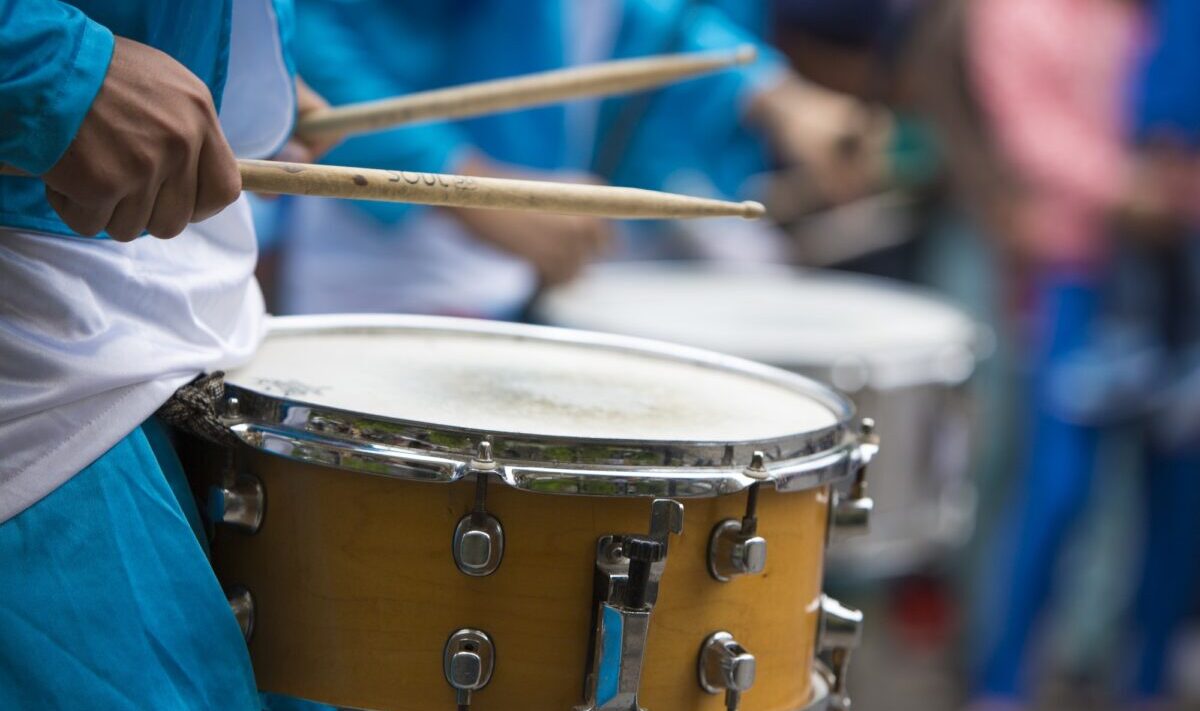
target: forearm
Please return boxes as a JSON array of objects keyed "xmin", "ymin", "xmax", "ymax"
[{"xmin": 0, "ymin": 0, "xmax": 114, "ymax": 173}]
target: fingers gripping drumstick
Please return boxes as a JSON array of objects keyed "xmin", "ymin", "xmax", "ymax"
[
  {"xmin": 295, "ymin": 45, "xmax": 757, "ymax": 140},
  {"xmin": 0, "ymin": 161, "xmax": 765, "ymax": 220}
]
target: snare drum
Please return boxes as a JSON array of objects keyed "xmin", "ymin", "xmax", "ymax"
[
  {"xmin": 183, "ymin": 315, "xmax": 875, "ymax": 711},
  {"xmin": 537, "ymin": 263, "xmax": 981, "ymax": 577}
]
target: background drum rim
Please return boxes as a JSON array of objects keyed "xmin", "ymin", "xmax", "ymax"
[{"xmin": 535, "ymin": 261, "xmax": 987, "ymax": 392}]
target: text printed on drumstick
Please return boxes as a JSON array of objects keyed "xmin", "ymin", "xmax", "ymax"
[{"xmin": 380, "ymin": 171, "xmax": 478, "ymax": 191}]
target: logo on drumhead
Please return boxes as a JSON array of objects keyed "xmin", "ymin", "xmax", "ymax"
[{"xmin": 254, "ymin": 378, "xmax": 328, "ymax": 398}]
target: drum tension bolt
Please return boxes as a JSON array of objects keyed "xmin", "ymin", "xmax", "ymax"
[
  {"xmin": 443, "ymin": 628, "xmax": 495, "ymax": 710},
  {"xmin": 224, "ymin": 395, "xmax": 240, "ymax": 419},
  {"xmin": 707, "ymin": 480, "xmax": 767, "ymax": 582},
  {"xmin": 698, "ymin": 631, "xmax": 756, "ymax": 711},
  {"xmin": 831, "ymin": 419, "xmax": 877, "ymax": 540},
  {"xmin": 851, "ymin": 419, "xmax": 875, "ymax": 501},
  {"xmin": 818, "ymin": 595, "xmax": 864, "ymax": 710}
]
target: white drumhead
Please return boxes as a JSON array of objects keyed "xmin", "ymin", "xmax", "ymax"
[
  {"xmin": 537, "ymin": 263, "xmax": 979, "ymax": 389},
  {"xmin": 226, "ymin": 315, "xmax": 841, "ymax": 442}
]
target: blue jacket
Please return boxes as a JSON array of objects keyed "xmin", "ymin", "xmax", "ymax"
[
  {"xmin": 290, "ymin": 0, "xmax": 781, "ymax": 228},
  {"xmin": 0, "ymin": 0, "xmax": 293, "ymax": 237},
  {"xmin": 293, "ymin": 0, "xmax": 569, "ymax": 226}
]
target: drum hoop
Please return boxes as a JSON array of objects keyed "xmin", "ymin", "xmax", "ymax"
[{"xmin": 220, "ymin": 314, "xmax": 863, "ymax": 497}]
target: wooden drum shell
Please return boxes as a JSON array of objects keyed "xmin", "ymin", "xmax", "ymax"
[{"xmin": 191, "ymin": 446, "xmax": 831, "ymax": 711}]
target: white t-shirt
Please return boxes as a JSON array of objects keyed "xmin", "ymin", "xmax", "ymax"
[
  {"xmin": 280, "ymin": 200, "xmax": 535, "ymax": 318},
  {"xmin": 0, "ymin": 0, "xmax": 293, "ymax": 523}
]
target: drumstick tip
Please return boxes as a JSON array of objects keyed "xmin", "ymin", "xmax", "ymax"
[
  {"xmin": 734, "ymin": 45, "xmax": 758, "ymax": 66},
  {"xmin": 740, "ymin": 200, "xmax": 766, "ymax": 219}
]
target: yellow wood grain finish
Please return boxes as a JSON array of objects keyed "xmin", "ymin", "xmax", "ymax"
[{"xmin": 196, "ymin": 450, "xmax": 830, "ymax": 711}]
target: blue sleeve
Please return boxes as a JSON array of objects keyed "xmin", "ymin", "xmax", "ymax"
[
  {"xmin": 0, "ymin": 0, "xmax": 115, "ymax": 173},
  {"xmin": 617, "ymin": 0, "xmax": 785, "ymax": 111},
  {"xmin": 293, "ymin": 0, "xmax": 471, "ymax": 225},
  {"xmin": 600, "ymin": 1, "xmax": 781, "ymax": 196},
  {"xmin": 675, "ymin": 4, "xmax": 786, "ymax": 107},
  {"xmin": 1133, "ymin": 0, "xmax": 1200, "ymax": 146}
]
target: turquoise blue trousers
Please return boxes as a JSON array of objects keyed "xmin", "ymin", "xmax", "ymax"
[{"xmin": 0, "ymin": 419, "xmax": 260, "ymax": 709}]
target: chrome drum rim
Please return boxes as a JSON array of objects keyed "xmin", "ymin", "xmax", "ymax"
[{"xmin": 219, "ymin": 315, "xmax": 871, "ymax": 497}]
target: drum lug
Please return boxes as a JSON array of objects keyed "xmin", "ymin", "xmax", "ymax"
[
  {"xmin": 708, "ymin": 481, "xmax": 767, "ymax": 582},
  {"xmin": 830, "ymin": 419, "xmax": 877, "ymax": 541},
  {"xmin": 443, "ymin": 628, "xmax": 495, "ymax": 709},
  {"xmin": 453, "ymin": 470, "xmax": 505, "ymax": 576},
  {"xmin": 226, "ymin": 586, "xmax": 255, "ymax": 642},
  {"xmin": 697, "ymin": 631, "xmax": 756, "ymax": 710},
  {"xmin": 577, "ymin": 498, "xmax": 684, "ymax": 711},
  {"xmin": 817, "ymin": 595, "xmax": 864, "ymax": 710},
  {"xmin": 708, "ymin": 520, "xmax": 767, "ymax": 581},
  {"xmin": 208, "ymin": 468, "xmax": 265, "ymax": 535},
  {"xmin": 830, "ymin": 492, "xmax": 873, "ymax": 540}
]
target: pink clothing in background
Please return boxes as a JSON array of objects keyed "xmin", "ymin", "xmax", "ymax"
[{"xmin": 968, "ymin": 0, "xmax": 1142, "ymax": 267}]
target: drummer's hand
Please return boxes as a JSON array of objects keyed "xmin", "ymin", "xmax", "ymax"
[
  {"xmin": 749, "ymin": 75, "xmax": 891, "ymax": 205},
  {"xmin": 448, "ymin": 155, "xmax": 612, "ymax": 286},
  {"xmin": 272, "ymin": 78, "xmax": 338, "ymax": 164},
  {"xmin": 43, "ymin": 37, "xmax": 241, "ymax": 241}
]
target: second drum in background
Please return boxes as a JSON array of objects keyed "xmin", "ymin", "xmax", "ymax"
[{"xmin": 537, "ymin": 261, "xmax": 986, "ymax": 578}]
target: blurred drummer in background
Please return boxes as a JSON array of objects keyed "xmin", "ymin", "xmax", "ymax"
[
  {"xmin": 268, "ymin": 0, "xmax": 887, "ymax": 318},
  {"xmin": 275, "ymin": 0, "xmax": 607, "ymax": 318}
]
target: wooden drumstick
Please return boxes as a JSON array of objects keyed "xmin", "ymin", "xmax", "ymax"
[
  {"xmin": 295, "ymin": 45, "xmax": 757, "ymax": 140},
  {"xmin": 0, "ymin": 161, "xmax": 765, "ymax": 220},
  {"xmin": 240, "ymin": 160, "xmax": 765, "ymax": 219}
]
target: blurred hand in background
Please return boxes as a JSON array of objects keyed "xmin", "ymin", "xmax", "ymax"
[
  {"xmin": 273, "ymin": 78, "xmax": 339, "ymax": 164},
  {"xmin": 1114, "ymin": 144, "xmax": 1199, "ymax": 246},
  {"xmin": 749, "ymin": 74, "xmax": 892, "ymax": 206},
  {"xmin": 450, "ymin": 153, "xmax": 612, "ymax": 286}
]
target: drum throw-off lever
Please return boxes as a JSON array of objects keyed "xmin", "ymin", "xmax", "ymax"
[
  {"xmin": 452, "ymin": 442, "xmax": 505, "ymax": 576},
  {"xmin": 830, "ymin": 419, "xmax": 878, "ymax": 540},
  {"xmin": 578, "ymin": 498, "xmax": 684, "ymax": 711},
  {"xmin": 707, "ymin": 457, "xmax": 768, "ymax": 582}
]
